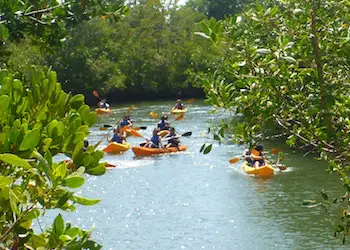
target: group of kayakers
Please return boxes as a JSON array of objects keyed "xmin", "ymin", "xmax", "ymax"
[{"xmin": 105, "ymin": 99, "xmax": 185, "ymax": 149}]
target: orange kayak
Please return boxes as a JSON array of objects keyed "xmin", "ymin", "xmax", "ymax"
[
  {"xmin": 132, "ymin": 145, "xmax": 187, "ymax": 156},
  {"xmin": 103, "ymin": 143, "xmax": 130, "ymax": 154},
  {"xmin": 96, "ymin": 108, "xmax": 112, "ymax": 115}
]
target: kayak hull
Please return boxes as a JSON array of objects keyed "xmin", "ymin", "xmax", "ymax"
[
  {"xmin": 171, "ymin": 108, "xmax": 188, "ymax": 114},
  {"xmin": 103, "ymin": 142, "xmax": 130, "ymax": 154},
  {"xmin": 132, "ymin": 145, "xmax": 187, "ymax": 156},
  {"xmin": 242, "ymin": 161, "xmax": 274, "ymax": 177},
  {"xmin": 96, "ymin": 108, "xmax": 112, "ymax": 115}
]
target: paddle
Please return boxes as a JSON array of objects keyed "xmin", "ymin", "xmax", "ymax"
[
  {"xmin": 186, "ymin": 98, "xmax": 195, "ymax": 104},
  {"xmin": 93, "ymin": 90, "xmax": 101, "ymax": 101},
  {"xmin": 150, "ymin": 112, "xmax": 159, "ymax": 119},
  {"xmin": 99, "ymin": 124, "xmax": 147, "ymax": 130},
  {"xmin": 94, "ymin": 104, "xmax": 135, "ymax": 148},
  {"xmin": 161, "ymin": 131, "xmax": 192, "ymax": 141}
]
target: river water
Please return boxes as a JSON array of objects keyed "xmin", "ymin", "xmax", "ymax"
[{"xmin": 50, "ymin": 100, "xmax": 347, "ymax": 249}]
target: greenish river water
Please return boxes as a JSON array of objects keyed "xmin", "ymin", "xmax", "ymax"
[{"xmin": 48, "ymin": 100, "xmax": 347, "ymax": 249}]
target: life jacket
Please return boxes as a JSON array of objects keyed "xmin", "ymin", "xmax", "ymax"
[
  {"xmin": 151, "ymin": 135, "xmax": 160, "ymax": 147},
  {"xmin": 158, "ymin": 120, "xmax": 169, "ymax": 130},
  {"xmin": 120, "ymin": 119, "xmax": 129, "ymax": 128},
  {"xmin": 111, "ymin": 134, "xmax": 122, "ymax": 143},
  {"xmin": 166, "ymin": 132, "xmax": 178, "ymax": 146},
  {"xmin": 175, "ymin": 103, "xmax": 184, "ymax": 109}
]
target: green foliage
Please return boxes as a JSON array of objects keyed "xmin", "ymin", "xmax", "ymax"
[
  {"xmin": 48, "ymin": 0, "xmax": 209, "ymax": 98},
  {"xmin": 197, "ymin": 0, "xmax": 350, "ymax": 241},
  {"xmin": 187, "ymin": 0, "xmax": 250, "ymax": 19},
  {"xmin": 0, "ymin": 67, "xmax": 105, "ymax": 248}
]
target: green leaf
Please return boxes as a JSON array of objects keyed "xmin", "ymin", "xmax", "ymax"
[
  {"xmin": 53, "ymin": 214, "xmax": 65, "ymax": 236},
  {"xmin": 70, "ymin": 94, "xmax": 85, "ymax": 110},
  {"xmin": 256, "ymin": 48, "xmax": 271, "ymax": 54},
  {"xmin": 19, "ymin": 129, "xmax": 41, "ymax": 151},
  {"xmin": 0, "ymin": 176, "xmax": 13, "ymax": 188},
  {"xmin": 282, "ymin": 56, "xmax": 296, "ymax": 64},
  {"xmin": 71, "ymin": 195, "xmax": 101, "ymax": 206},
  {"xmin": 29, "ymin": 235, "xmax": 47, "ymax": 248},
  {"xmin": 56, "ymin": 191, "xmax": 73, "ymax": 208},
  {"xmin": 22, "ymin": 208, "xmax": 41, "ymax": 221},
  {"xmin": 65, "ymin": 227, "xmax": 81, "ymax": 238},
  {"xmin": 203, "ymin": 144, "xmax": 213, "ymax": 154},
  {"xmin": 0, "ymin": 153, "xmax": 32, "ymax": 169},
  {"xmin": 62, "ymin": 176, "xmax": 85, "ymax": 188},
  {"xmin": 86, "ymin": 163, "xmax": 106, "ymax": 176},
  {"xmin": 59, "ymin": 234, "xmax": 72, "ymax": 242},
  {"xmin": 200, "ymin": 143, "xmax": 206, "ymax": 153},
  {"xmin": 9, "ymin": 189, "xmax": 20, "ymax": 215}
]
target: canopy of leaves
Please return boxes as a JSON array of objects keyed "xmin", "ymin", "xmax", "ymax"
[{"xmin": 196, "ymin": 0, "xmax": 350, "ymax": 241}]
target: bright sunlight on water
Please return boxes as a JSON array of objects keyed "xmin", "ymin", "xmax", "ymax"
[{"xmin": 41, "ymin": 100, "xmax": 346, "ymax": 249}]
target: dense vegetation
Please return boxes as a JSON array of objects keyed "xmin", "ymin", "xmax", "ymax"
[
  {"xmin": 2, "ymin": 0, "xmax": 224, "ymax": 103},
  {"xmin": 1, "ymin": 0, "xmax": 349, "ymax": 247},
  {"xmin": 0, "ymin": 0, "xmax": 125, "ymax": 248},
  {"xmin": 196, "ymin": 0, "xmax": 350, "ymax": 241}
]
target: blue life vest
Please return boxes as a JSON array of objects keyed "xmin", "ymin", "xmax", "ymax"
[
  {"xmin": 111, "ymin": 134, "xmax": 122, "ymax": 143},
  {"xmin": 151, "ymin": 135, "xmax": 160, "ymax": 147},
  {"xmin": 158, "ymin": 120, "xmax": 169, "ymax": 130},
  {"xmin": 120, "ymin": 119, "xmax": 129, "ymax": 128}
]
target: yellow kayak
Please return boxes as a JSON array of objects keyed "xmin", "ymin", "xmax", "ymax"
[
  {"xmin": 103, "ymin": 142, "xmax": 130, "ymax": 154},
  {"xmin": 96, "ymin": 108, "xmax": 112, "ymax": 115},
  {"xmin": 242, "ymin": 161, "xmax": 275, "ymax": 177},
  {"xmin": 171, "ymin": 108, "xmax": 188, "ymax": 114}
]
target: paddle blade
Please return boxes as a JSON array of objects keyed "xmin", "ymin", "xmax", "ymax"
[
  {"xmin": 181, "ymin": 131, "xmax": 192, "ymax": 137},
  {"xmin": 120, "ymin": 126, "xmax": 129, "ymax": 134},
  {"xmin": 103, "ymin": 124, "xmax": 113, "ymax": 128},
  {"xmin": 175, "ymin": 113, "xmax": 185, "ymax": 121},
  {"xmin": 99, "ymin": 127, "xmax": 107, "ymax": 131},
  {"xmin": 127, "ymin": 105, "xmax": 135, "ymax": 114},
  {"xmin": 93, "ymin": 90, "xmax": 99, "ymax": 98},
  {"xmin": 271, "ymin": 147, "xmax": 281, "ymax": 154},
  {"xmin": 150, "ymin": 112, "xmax": 158, "ymax": 118},
  {"xmin": 129, "ymin": 129, "xmax": 142, "ymax": 138},
  {"xmin": 229, "ymin": 158, "xmax": 240, "ymax": 164},
  {"xmin": 133, "ymin": 126, "xmax": 147, "ymax": 130},
  {"xmin": 186, "ymin": 98, "xmax": 195, "ymax": 104}
]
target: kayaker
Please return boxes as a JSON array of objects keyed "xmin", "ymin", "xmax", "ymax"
[
  {"xmin": 157, "ymin": 115, "xmax": 170, "ymax": 131},
  {"xmin": 243, "ymin": 148, "xmax": 253, "ymax": 166},
  {"xmin": 250, "ymin": 145, "xmax": 266, "ymax": 168},
  {"xmin": 172, "ymin": 99, "xmax": 185, "ymax": 110},
  {"xmin": 109, "ymin": 128, "xmax": 126, "ymax": 144},
  {"xmin": 98, "ymin": 99, "xmax": 110, "ymax": 109},
  {"xmin": 119, "ymin": 116, "xmax": 133, "ymax": 129},
  {"xmin": 165, "ymin": 127, "xmax": 180, "ymax": 148},
  {"xmin": 144, "ymin": 128, "xmax": 163, "ymax": 148}
]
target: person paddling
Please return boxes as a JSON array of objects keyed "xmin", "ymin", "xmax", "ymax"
[
  {"xmin": 109, "ymin": 128, "xmax": 126, "ymax": 144},
  {"xmin": 244, "ymin": 145, "xmax": 266, "ymax": 168},
  {"xmin": 144, "ymin": 128, "xmax": 164, "ymax": 148},
  {"xmin": 165, "ymin": 127, "xmax": 180, "ymax": 148},
  {"xmin": 98, "ymin": 99, "xmax": 110, "ymax": 109},
  {"xmin": 119, "ymin": 115, "xmax": 133, "ymax": 129},
  {"xmin": 157, "ymin": 115, "xmax": 170, "ymax": 131},
  {"xmin": 172, "ymin": 99, "xmax": 185, "ymax": 110}
]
